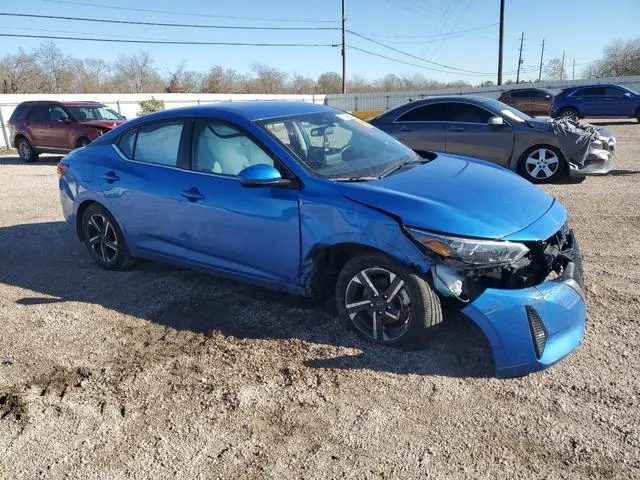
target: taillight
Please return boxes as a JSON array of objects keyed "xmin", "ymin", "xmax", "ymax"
[{"xmin": 57, "ymin": 163, "xmax": 68, "ymax": 177}]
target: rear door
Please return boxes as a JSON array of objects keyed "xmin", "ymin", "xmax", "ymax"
[
  {"xmin": 386, "ymin": 103, "xmax": 446, "ymax": 152},
  {"xmin": 531, "ymin": 90, "xmax": 552, "ymax": 116},
  {"xmin": 24, "ymin": 104, "xmax": 52, "ymax": 148},
  {"xmin": 442, "ymin": 102, "xmax": 514, "ymax": 167}
]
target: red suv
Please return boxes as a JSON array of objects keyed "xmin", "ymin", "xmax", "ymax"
[{"xmin": 8, "ymin": 101, "xmax": 126, "ymax": 162}]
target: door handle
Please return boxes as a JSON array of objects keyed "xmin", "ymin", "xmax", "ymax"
[
  {"xmin": 101, "ymin": 171, "xmax": 120, "ymax": 183},
  {"xmin": 180, "ymin": 188, "xmax": 205, "ymax": 202},
  {"xmin": 449, "ymin": 127, "xmax": 465, "ymax": 132},
  {"xmin": 399, "ymin": 126, "xmax": 412, "ymax": 132}
]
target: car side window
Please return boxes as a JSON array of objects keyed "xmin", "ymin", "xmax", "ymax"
[
  {"xmin": 575, "ymin": 87, "xmax": 605, "ymax": 96},
  {"xmin": 444, "ymin": 103, "xmax": 493, "ymax": 123},
  {"xmin": 604, "ymin": 87, "xmax": 625, "ymax": 97},
  {"xmin": 510, "ymin": 90, "xmax": 530, "ymax": 98},
  {"xmin": 192, "ymin": 120, "xmax": 274, "ymax": 176},
  {"xmin": 50, "ymin": 106, "xmax": 68, "ymax": 122},
  {"xmin": 28, "ymin": 105, "xmax": 51, "ymax": 122},
  {"xmin": 396, "ymin": 103, "xmax": 445, "ymax": 122},
  {"xmin": 133, "ymin": 121, "xmax": 184, "ymax": 167},
  {"xmin": 117, "ymin": 128, "xmax": 137, "ymax": 158}
]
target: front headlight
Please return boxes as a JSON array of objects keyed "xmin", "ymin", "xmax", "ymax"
[{"xmin": 408, "ymin": 228, "xmax": 530, "ymax": 267}]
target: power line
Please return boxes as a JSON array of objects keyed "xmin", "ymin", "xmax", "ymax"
[
  {"xmin": 356, "ymin": 23, "xmax": 497, "ymax": 39},
  {"xmin": 348, "ymin": 44, "xmax": 509, "ymax": 76},
  {"xmin": 0, "ymin": 33, "xmax": 338, "ymax": 47},
  {"xmin": 348, "ymin": 30, "xmax": 496, "ymax": 75},
  {"xmin": 39, "ymin": 0, "xmax": 336, "ymax": 24},
  {"xmin": 0, "ymin": 12, "xmax": 339, "ymax": 31}
]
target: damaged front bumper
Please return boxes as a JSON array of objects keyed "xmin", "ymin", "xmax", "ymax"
[{"xmin": 568, "ymin": 135, "xmax": 616, "ymax": 177}]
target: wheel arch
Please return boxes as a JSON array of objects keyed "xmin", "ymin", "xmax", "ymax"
[{"xmin": 75, "ymin": 199, "xmax": 125, "ymax": 242}]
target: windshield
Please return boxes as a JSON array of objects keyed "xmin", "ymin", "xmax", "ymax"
[
  {"xmin": 260, "ymin": 111, "xmax": 421, "ymax": 179},
  {"xmin": 485, "ymin": 98, "xmax": 532, "ymax": 123},
  {"xmin": 67, "ymin": 106, "xmax": 125, "ymax": 121}
]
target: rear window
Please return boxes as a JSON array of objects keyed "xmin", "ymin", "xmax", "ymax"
[
  {"xmin": 117, "ymin": 128, "xmax": 137, "ymax": 158},
  {"xmin": 8, "ymin": 103, "xmax": 28, "ymax": 123}
]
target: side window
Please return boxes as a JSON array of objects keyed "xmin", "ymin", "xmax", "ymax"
[
  {"xmin": 192, "ymin": 120, "xmax": 273, "ymax": 176},
  {"xmin": 396, "ymin": 103, "xmax": 445, "ymax": 122},
  {"xmin": 8, "ymin": 104, "xmax": 28, "ymax": 122},
  {"xmin": 575, "ymin": 87, "xmax": 605, "ymax": 96},
  {"xmin": 604, "ymin": 87, "xmax": 625, "ymax": 97},
  {"xmin": 134, "ymin": 121, "xmax": 184, "ymax": 167},
  {"xmin": 50, "ymin": 106, "xmax": 68, "ymax": 122},
  {"xmin": 28, "ymin": 105, "xmax": 51, "ymax": 122},
  {"xmin": 444, "ymin": 103, "xmax": 493, "ymax": 123},
  {"xmin": 117, "ymin": 128, "xmax": 137, "ymax": 158},
  {"xmin": 510, "ymin": 90, "xmax": 531, "ymax": 98}
]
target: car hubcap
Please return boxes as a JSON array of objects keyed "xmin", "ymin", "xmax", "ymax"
[
  {"xmin": 345, "ymin": 267, "xmax": 411, "ymax": 341},
  {"xmin": 87, "ymin": 214, "xmax": 118, "ymax": 263},
  {"xmin": 19, "ymin": 142, "xmax": 30, "ymax": 160},
  {"xmin": 525, "ymin": 148, "xmax": 559, "ymax": 179}
]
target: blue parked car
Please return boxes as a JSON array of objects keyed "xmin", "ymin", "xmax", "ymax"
[
  {"xmin": 57, "ymin": 102, "xmax": 587, "ymax": 377},
  {"xmin": 550, "ymin": 84, "xmax": 640, "ymax": 121}
]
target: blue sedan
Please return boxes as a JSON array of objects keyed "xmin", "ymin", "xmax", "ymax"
[
  {"xmin": 57, "ymin": 101, "xmax": 587, "ymax": 377},
  {"xmin": 550, "ymin": 83, "xmax": 640, "ymax": 121}
]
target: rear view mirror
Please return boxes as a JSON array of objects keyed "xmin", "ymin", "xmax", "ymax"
[
  {"xmin": 488, "ymin": 116, "xmax": 505, "ymax": 126},
  {"xmin": 310, "ymin": 125, "xmax": 334, "ymax": 137}
]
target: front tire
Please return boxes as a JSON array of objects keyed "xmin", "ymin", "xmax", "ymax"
[
  {"xmin": 336, "ymin": 252, "xmax": 442, "ymax": 348},
  {"xmin": 518, "ymin": 145, "xmax": 566, "ymax": 183},
  {"xmin": 82, "ymin": 204, "xmax": 134, "ymax": 271},
  {"xmin": 558, "ymin": 107, "xmax": 579, "ymax": 119},
  {"xmin": 16, "ymin": 138, "xmax": 39, "ymax": 163},
  {"xmin": 77, "ymin": 137, "xmax": 90, "ymax": 148}
]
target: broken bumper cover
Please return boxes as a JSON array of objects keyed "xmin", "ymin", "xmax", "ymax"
[
  {"xmin": 568, "ymin": 135, "xmax": 616, "ymax": 177},
  {"xmin": 462, "ymin": 259, "xmax": 586, "ymax": 378}
]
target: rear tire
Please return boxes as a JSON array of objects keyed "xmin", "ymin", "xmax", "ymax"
[
  {"xmin": 16, "ymin": 138, "xmax": 39, "ymax": 163},
  {"xmin": 558, "ymin": 108, "xmax": 579, "ymax": 119},
  {"xmin": 77, "ymin": 137, "xmax": 90, "ymax": 148},
  {"xmin": 82, "ymin": 204, "xmax": 134, "ymax": 271},
  {"xmin": 336, "ymin": 251, "xmax": 442, "ymax": 348}
]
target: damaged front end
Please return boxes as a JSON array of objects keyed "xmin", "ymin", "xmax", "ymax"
[{"xmin": 409, "ymin": 222, "xmax": 587, "ymax": 377}]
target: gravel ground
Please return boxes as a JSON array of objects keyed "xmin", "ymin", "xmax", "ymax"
[{"xmin": 1, "ymin": 120, "xmax": 639, "ymax": 479}]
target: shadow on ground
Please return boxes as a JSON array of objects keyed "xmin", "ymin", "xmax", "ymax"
[
  {"xmin": 590, "ymin": 120, "xmax": 638, "ymax": 126},
  {"xmin": 0, "ymin": 221, "xmax": 494, "ymax": 378},
  {"xmin": 0, "ymin": 155, "xmax": 63, "ymax": 166}
]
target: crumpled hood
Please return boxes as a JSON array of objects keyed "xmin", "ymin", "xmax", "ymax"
[
  {"xmin": 80, "ymin": 120, "xmax": 125, "ymax": 129},
  {"xmin": 337, "ymin": 154, "xmax": 558, "ymax": 239}
]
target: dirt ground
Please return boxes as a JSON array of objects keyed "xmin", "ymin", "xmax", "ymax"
[{"xmin": 1, "ymin": 120, "xmax": 639, "ymax": 479}]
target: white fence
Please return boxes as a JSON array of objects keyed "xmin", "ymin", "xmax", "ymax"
[
  {"xmin": 0, "ymin": 93, "xmax": 326, "ymax": 149},
  {"xmin": 324, "ymin": 75, "xmax": 640, "ymax": 112}
]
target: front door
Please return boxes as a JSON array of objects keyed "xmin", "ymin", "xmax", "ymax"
[
  {"xmin": 177, "ymin": 119, "xmax": 301, "ymax": 285},
  {"xmin": 442, "ymin": 102, "xmax": 514, "ymax": 167}
]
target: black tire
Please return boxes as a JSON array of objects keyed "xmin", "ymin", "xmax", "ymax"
[
  {"xmin": 77, "ymin": 137, "xmax": 91, "ymax": 148},
  {"xmin": 558, "ymin": 107, "xmax": 579, "ymax": 119},
  {"xmin": 16, "ymin": 137, "xmax": 39, "ymax": 163},
  {"xmin": 82, "ymin": 204, "xmax": 134, "ymax": 271},
  {"xmin": 336, "ymin": 251, "xmax": 442, "ymax": 348},
  {"xmin": 517, "ymin": 145, "xmax": 567, "ymax": 184}
]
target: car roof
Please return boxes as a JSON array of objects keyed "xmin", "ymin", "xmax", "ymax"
[
  {"xmin": 138, "ymin": 101, "xmax": 334, "ymax": 123},
  {"xmin": 61, "ymin": 101, "xmax": 106, "ymax": 106}
]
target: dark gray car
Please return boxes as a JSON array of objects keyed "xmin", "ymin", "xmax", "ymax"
[{"xmin": 369, "ymin": 96, "xmax": 614, "ymax": 183}]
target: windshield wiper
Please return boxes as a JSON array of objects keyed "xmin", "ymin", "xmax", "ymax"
[
  {"xmin": 378, "ymin": 158, "xmax": 432, "ymax": 179},
  {"xmin": 333, "ymin": 176, "xmax": 379, "ymax": 182}
]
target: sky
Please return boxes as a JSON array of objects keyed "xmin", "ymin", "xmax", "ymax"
[{"xmin": 1, "ymin": 0, "xmax": 639, "ymax": 84}]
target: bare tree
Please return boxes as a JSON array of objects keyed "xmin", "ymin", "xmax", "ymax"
[
  {"xmin": 0, "ymin": 49, "xmax": 44, "ymax": 93},
  {"xmin": 114, "ymin": 51, "xmax": 163, "ymax": 93},
  {"xmin": 594, "ymin": 38, "xmax": 640, "ymax": 77},
  {"xmin": 544, "ymin": 58, "xmax": 566, "ymax": 80},
  {"xmin": 166, "ymin": 62, "xmax": 203, "ymax": 93},
  {"xmin": 34, "ymin": 42, "xmax": 74, "ymax": 93},
  {"xmin": 248, "ymin": 64, "xmax": 288, "ymax": 94},
  {"xmin": 202, "ymin": 66, "xmax": 245, "ymax": 93},
  {"xmin": 72, "ymin": 58, "xmax": 111, "ymax": 93},
  {"xmin": 290, "ymin": 73, "xmax": 316, "ymax": 94},
  {"xmin": 316, "ymin": 72, "xmax": 342, "ymax": 93}
]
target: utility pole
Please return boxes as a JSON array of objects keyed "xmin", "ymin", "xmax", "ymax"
[
  {"xmin": 341, "ymin": 0, "xmax": 346, "ymax": 94},
  {"xmin": 572, "ymin": 58, "xmax": 575, "ymax": 80},
  {"xmin": 560, "ymin": 50, "xmax": 565, "ymax": 80},
  {"xmin": 497, "ymin": 0, "xmax": 505, "ymax": 85},
  {"xmin": 538, "ymin": 38, "xmax": 545, "ymax": 81},
  {"xmin": 516, "ymin": 31, "xmax": 524, "ymax": 83}
]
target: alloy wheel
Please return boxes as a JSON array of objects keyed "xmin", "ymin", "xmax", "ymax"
[
  {"xmin": 86, "ymin": 214, "xmax": 118, "ymax": 264},
  {"xmin": 525, "ymin": 148, "xmax": 560, "ymax": 180},
  {"xmin": 345, "ymin": 267, "xmax": 412, "ymax": 342},
  {"xmin": 18, "ymin": 141, "xmax": 31, "ymax": 160}
]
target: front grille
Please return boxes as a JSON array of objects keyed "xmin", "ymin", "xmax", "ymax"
[{"xmin": 526, "ymin": 305, "xmax": 548, "ymax": 359}]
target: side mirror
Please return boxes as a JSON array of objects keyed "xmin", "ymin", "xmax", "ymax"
[
  {"xmin": 488, "ymin": 116, "xmax": 505, "ymax": 126},
  {"xmin": 624, "ymin": 92, "xmax": 632, "ymax": 98},
  {"xmin": 238, "ymin": 164, "xmax": 292, "ymax": 188},
  {"xmin": 58, "ymin": 117, "xmax": 71, "ymax": 123},
  {"xmin": 545, "ymin": 94, "xmax": 552, "ymax": 99}
]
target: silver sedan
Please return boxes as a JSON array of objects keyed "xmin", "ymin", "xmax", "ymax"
[{"xmin": 369, "ymin": 96, "xmax": 614, "ymax": 183}]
